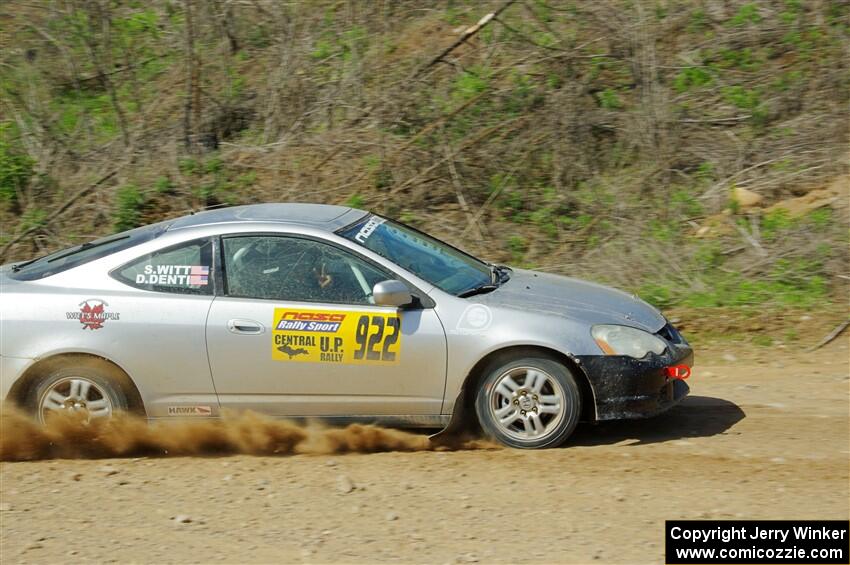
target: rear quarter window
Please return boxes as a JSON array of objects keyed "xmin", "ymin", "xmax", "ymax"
[{"xmin": 112, "ymin": 238, "xmax": 214, "ymax": 295}]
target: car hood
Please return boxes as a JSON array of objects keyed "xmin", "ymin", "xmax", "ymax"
[{"xmin": 480, "ymin": 269, "xmax": 666, "ymax": 333}]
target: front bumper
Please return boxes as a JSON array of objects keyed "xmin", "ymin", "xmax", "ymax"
[{"xmin": 576, "ymin": 344, "xmax": 693, "ymax": 421}]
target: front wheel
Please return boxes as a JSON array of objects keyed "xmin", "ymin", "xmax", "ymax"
[
  {"xmin": 29, "ymin": 358, "xmax": 131, "ymax": 424},
  {"xmin": 474, "ymin": 356, "xmax": 581, "ymax": 449}
]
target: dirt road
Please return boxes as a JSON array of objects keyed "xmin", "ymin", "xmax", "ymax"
[{"xmin": 1, "ymin": 340, "xmax": 848, "ymax": 564}]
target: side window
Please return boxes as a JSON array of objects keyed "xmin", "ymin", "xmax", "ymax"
[
  {"xmin": 114, "ymin": 238, "xmax": 213, "ymax": 295},
  {"xmin": 223, "ymin": 236, "xmax": 390, "ymax": 304}
]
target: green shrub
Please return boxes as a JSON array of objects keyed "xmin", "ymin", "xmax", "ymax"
[
  {"xmin": 722, "ymin": 85, "xmax": 767, "ymax": 123},
  {"xmin": 373, "ymin": 169, "xmax": 393, "ymax": 190},
  {"xmin": 530, "ymin": 207, "xmax": 558, "ymax": 237},
  {"xmin": 178, "ymin": 157, "xmax": 198, "ymax": 175},
  {"xmin": 203, "ymin": 157, "xmax": 223, "ymax": 175},
  {"xmin": 506, "ymin": 234, "xmax": 528, "ymax": 261},
  {"xmin": 114, "ymin": 185, "xmax": 145, "ymax": 232},
  {"xmin": 671, "ymin": 188, "xmax": 704, "ymax": 216},
  {"xmin": 682, "ymin": 262, "xmax": 828, "ymax": 308},
  {"xmin": 806, "ymin": 208, "xmax": 832, "ymax": 230},
  {"xmin": 453, "ymin": 70, "xmax": 489, "ymax": 101},
  {"xmin": 648, "ymin": 219, "xmax": 678, "ymax": 242},
  {"xmin": 673, "ymin": 67, "xmax": 713, "ymax": 92},
  {"xmin": 505, "ymin": 72, "xmax": 537, "ymax": 114},
  {"xmin": 730, "ymin": 3, "xmax": 761, "ymax": 26},
  {"xmin": 0, "ymin": 126, "xmax": 35, "ymax": 205},
  {"xmin": 246, "ymin": 26, "xmax": 272, "ymax": 48},
  {"xmin": 341, "ymin": 26, "xmax": 368, "ymax": 61},
  {"xmin": 345, "ymin": 194, "xmax": 365, "ymax": 209},
  {"xmin": 398, "ymin": 210, "xmax": 419, "ymax": 225},
  {"xmin": 236, "ymin": 172, "xmax": 257, "ymax": 189},
  {"xmin": 192, "ymin": 183, "xmax": 215, "ymax": 204},
  {"xmin": 19, "ymin": 207, "xmax": 46, "ymax": 232},
  {"xmin": 761, "ymin": 208, "xmax": 793, "ymax": 240},
  {"xmin": 695, "ymin": 161, "xmax": 715, "ymax": 181},
  {"xmin": 311, "ymin": 38, "xmax": 334, "ymax": 60},
  {"xmin": 638, "ymin": 282, "xmax": 675, "ymax": 309},
  {"xmin": 723, "ymin": 85, "xmax": 760, "ymax": 109},
  {"xmin": 154, "ymin": 176, "xmax": 173, "ymax": 194},
  {"xmin": 598, "ymin": 88, "xmax": 622, "ymax": 109},
  {"xmin": 694, "ymin": 242, "xmax": 723, "ymax": 269},
  {"xmin": 752, "ymin": 335, "xmax": 773, "ymax": 346},
  {"xmin": 688, "ymin": 9, "xmax": 708, "ymax": 32},
  {"xmin": 771, "ymin": 71, "xmax": 803, "ymax": 91},
  {"xmin": 717, "ymin": 48, "xmax": 759, "ymax": 71},
  {"xmin": 363, "ymin": 155, "xmax": 381, "ymax": 171},
  {"xmin": 53, "ymin": 91, "xmax": 119, "ymax": 141}
]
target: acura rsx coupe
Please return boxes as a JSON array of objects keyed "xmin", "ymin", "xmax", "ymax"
[{"xmin": 0, "ymin": 203, "xmax": 693, "ymax": 448}]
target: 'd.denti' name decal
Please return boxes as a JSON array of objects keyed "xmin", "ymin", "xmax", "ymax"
[{"xmin": 136, "ymin": 265, "xmax": 209, "ymax": 286}]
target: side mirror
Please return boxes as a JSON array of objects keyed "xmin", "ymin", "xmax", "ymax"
[{"xmin": 372, "ymin": 280, "xmax": 413, "ymax": 307}]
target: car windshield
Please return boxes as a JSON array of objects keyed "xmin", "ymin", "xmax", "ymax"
[
  {"xmin": 8, "ymin": 221, "xmax": 171, "ymax": 281},
  {"xmin": 337, "ymin": 215, "xmax": 493, "ymax": 295}
]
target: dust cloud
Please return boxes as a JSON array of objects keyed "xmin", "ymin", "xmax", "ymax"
[{"xmin": 0, "ymin": 405, "xmax": 494, "ymax": 461}]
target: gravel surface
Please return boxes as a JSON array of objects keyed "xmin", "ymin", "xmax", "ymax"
[{"xmin": 1, "ymin": 341, "xmax": 848, "ymax": 564}]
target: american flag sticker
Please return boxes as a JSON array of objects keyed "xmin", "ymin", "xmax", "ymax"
[{"xmin": 189, "ymin": 265, "xmax": 210, "ymax": 286}]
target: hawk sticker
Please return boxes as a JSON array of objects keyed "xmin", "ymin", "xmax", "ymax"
[
  {"xmin": 272, "ymin": 308, "xmax": 401, "ymax": 364},
  {"xmin": 66, "ymin": 299, "xmax": 120, "ymax": 330},
  {"xmin": 167, "ymin": 406, "xmax": 213, "ymax": 417}
]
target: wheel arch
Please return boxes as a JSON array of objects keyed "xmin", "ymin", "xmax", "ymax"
[
  {"xmin": 435, "ymin": 345, "xmax": 597, "ymax": 440},
  {"xmin": 8, "ymin": 353, "xmax": 146, "ymax": 416}
]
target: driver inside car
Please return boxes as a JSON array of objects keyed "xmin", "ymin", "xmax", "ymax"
[
  {"xmin": 288, "ymin": 246, "xmax": 362, "ymax": 303},
  {"xmin": 228, "ymin": 237, "xmax": 375, "ymax": 303}
]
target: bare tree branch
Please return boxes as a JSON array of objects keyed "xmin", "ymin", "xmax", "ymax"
[{"xmin": 411, "ymin": 0, "xmax": 518, "ymax": 79}]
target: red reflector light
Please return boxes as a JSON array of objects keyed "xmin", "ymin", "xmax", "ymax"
[{"xmin": 665, "ymin": 365, "xmax": 691, "ymax": 380}]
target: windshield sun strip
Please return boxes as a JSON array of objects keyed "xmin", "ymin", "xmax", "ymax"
[{"xmin": 338, "ymin": 214, "xmax": 494, "ymax": 296}]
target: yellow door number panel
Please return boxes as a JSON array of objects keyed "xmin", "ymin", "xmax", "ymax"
[{"xmin": 272, "ymin": 308, "xmax": 401, "ymax": 364}]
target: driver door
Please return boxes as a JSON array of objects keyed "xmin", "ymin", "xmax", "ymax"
[{"xmin": 205, "ymin": 234, "xmax": 447, "ymax": 416}]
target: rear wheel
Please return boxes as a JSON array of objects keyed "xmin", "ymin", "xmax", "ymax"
[
  {"xmin": 29, "ymin": 358, "xmax": 131, "ymax": 424},
  {"xmin": 474, "ymin": 356, "xmax": 581, "ymax": 449}
]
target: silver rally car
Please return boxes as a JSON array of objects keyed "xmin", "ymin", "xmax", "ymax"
[{"xmin": 0, "ymin": 203, "xmax": 693, "ymax": 448}]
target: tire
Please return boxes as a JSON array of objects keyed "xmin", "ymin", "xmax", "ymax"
[
  {"xmin": 474, "ymin": 355, "xmax": 581, "ymax": 449},
  {"xmin": 28, "ymin": 357, "xmax": 131, "ymax": 424}
]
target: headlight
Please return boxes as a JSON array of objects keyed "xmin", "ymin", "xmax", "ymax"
[{"xmin": 591, "ymin": 325, "xmax": 666, "ymax": 358}]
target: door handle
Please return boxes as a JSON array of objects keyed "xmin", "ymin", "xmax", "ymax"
[{"xmin": 227, "ymin": 319, "xmax": 265, "ymax": 335}]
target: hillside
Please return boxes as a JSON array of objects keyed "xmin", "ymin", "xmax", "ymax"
[{"xmin": 1, "ymin": 0, "xmax": 848, "ymax": 322}]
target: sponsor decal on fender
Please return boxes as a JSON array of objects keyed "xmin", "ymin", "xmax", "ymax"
[
  {"xmin": 66, "ymin": 299, "xmax": 120, "ymax": 330},
  {"xmin": 167, "ymin": 406, "xmax": 213, "ymax": 416},
  {"xmin": 135, "ymin": 265, "xmax": 209, "ymax": 286},
  {"xmin": 272, "ymin": 308, "xmax": 401, "ymax": 365}
]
